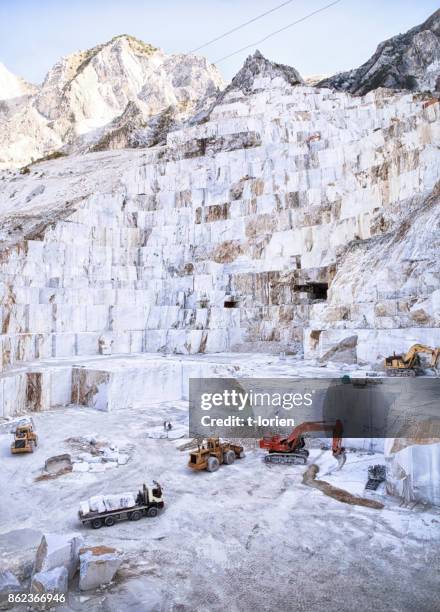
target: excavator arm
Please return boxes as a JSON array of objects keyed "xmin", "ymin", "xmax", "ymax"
[
  {"xmin": 402, "ymin": 344, "xmax": 439, "ymax": 367},
  {"xmin": 430, "ymin": 348, "xmax": 440, "ymax": 368}
]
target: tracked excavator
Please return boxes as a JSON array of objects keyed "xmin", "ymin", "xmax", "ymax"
[
  {"xmin": 384, "ymin": 344, "xmax": 440, "ymax": 376},
  {"xmin": 259, "ymin": 419, "xmax": 346, "ymax": 468}
]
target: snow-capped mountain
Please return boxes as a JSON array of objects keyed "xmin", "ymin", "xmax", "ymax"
[{"xmin": 0, "ymin": 35, "xmax": 224, "ymax": 168}]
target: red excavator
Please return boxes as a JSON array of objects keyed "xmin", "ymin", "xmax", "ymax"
[{"xmin": 259, "ymin": 419, "xmax": 346, "ymax": 468}]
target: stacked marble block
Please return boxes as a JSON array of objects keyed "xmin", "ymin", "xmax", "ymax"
[
  {"xmin": 128, "ymin": 85, "xmax": 440, "ymax": 357},
  {"xmin": 0, "ymin": 82, "xmax": 438, "ymax": 408}
]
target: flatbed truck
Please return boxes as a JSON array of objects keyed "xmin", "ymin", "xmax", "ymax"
[{"xmin": 79, "ymin": 482, "xmax": 164, "ymax": 529}]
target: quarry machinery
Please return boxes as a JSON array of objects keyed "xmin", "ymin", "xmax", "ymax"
[
  {"xmin": 365, "ymin": 465, "xmax": 386, "ymax": 491},
  {"xmin": 384, "ymin": 344, "xmax": 440, "ymax": 376},
  {"xmin": 79, "ymin": 481, "xmax": 164, "ymax": 529},
  {"xmin": 259, "ymin": 420, "xmax": 346, "ymax": 467},
  {"xmin": 188, "ymin": 437, "xmax": 245, "ymax": 472},
  {"xmin": 10, "ymin": 423, "xmax": 38, "ymax": 454}
]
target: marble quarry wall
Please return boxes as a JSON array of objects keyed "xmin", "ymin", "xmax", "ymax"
[{"xmin": 0, "ymin": 78, "xmax": 439, "ymax": 415}]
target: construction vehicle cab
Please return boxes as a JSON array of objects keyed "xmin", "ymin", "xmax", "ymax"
[
  {"xmin": 366, "ymin": 465, "xmax": 386, "ymax": 490},
  {"xmin": 188, "ymin": 437, "xmax": 245, "ymax": 472},
  {"xmin": 11, "ymin": 423, "xmax": 38, "ymax": 454}
]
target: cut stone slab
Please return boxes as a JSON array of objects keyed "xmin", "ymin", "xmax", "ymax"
[
  {"xmin": 33, "ymin": 533, "xmax": 84, "ymax": 580},
  {"xmin": 31, "ymin": 566, "xmax": 68, "ymax": 594},
  {"xmin": 43, "ymin": 453, "xmax": 73, "ymax": 477},
  {"xmin": 79, "ymin": 546, "xmax": 122, "ymax": 591}
]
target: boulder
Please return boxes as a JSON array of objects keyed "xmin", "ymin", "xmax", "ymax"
[
  {"xmin": 0, "ymin": 570, "xmax": 20, "ymax": 594},
  {"xmin": 79, "ymin": 546, "xmax": 122, "ymax": 591},
  {"xmin": 33, "ymin": 533, "xmax": 84, "ymax": 580},
  {"xmin": 319, "ymin": 335, "xmax": 358, "ymax": 364},
  {"xmin": 31, "ymin": 566, "xmax": 68, "ymax": 594},
  {"xmin": 385, "ymin": 431, "xmax": 440, "ymax": 505}
]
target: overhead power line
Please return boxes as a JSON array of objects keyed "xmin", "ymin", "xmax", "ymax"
[
  {"xmin": 189, "ymin": 0, "xmax": 298, "ymax": 54},
  {"xmin": 214, "ymin": 0, "xmax": 343, "ymax": 64}
]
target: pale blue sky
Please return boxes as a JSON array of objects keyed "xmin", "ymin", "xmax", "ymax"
[{"xmin": 0, "ymin": 0, "xmax": 438, "ymax": 84}]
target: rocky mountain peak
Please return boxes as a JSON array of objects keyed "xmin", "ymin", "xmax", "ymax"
[
  {"xmin": 0, "ymin": 62, "xmax": 36, "ymax": 101},
  {"xmin": 319, "ymin": 8, "xmax": 440, "ymax": 94},
  {"xmin": 193, "ymin": 49, "xmax": 304, "ymax": 123},
  {"xmin": 0, "ymin": 35, "xmax": 225, "ymax": 168},
  {"xmin": 227, "ymin": 50, "xmax": 304, "ymax": 94}
]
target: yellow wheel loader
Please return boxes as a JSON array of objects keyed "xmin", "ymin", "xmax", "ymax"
[
  {"xmin": 11, "ymin": 423, "xmax": 38, "ymax": 454},
  {"xmin": 188, "ymin": 437, "xmax": 245, "ymax": 472}
]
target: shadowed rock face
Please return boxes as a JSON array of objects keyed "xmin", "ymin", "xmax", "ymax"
[
  {"xmin": 193, "ymin": 50, "xmax": 304, "ymax": 124},
  {"xmin": 319, "ymin": 9, "xmax": 440, "ymax": 95},
  {"xmin": 225, "ymin": 50, "xmax": 304, "ymax": 95}
]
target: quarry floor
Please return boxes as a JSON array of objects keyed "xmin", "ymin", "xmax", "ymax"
[{"xmin": 0, "ymin": 356, "xmax": 439, "ymax": 612}]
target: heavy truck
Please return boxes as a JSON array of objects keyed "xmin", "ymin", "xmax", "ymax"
[
  {"xmin": 79, "ymin": 482, "xmax": 164, "ymax": 529},
  {"xmin": 188, "ymin": 437, "xmax": 245, "ymax": 472}
]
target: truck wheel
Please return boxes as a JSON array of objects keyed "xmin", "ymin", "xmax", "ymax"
[
  {"xmin": 223, "ymin": 450, "xmax": 235, "ymax": 465},
  {"xmin": 239, "ymin": 450, "xmax": 246, "ymax": 459},
  {"xmin": 91, "ymin": 518, "xmax": 103, "ymax": 529},
  {"xmin": 147, "ymin": 507, "xmax": 158, "ymax": 518},
  {"xmin": 105, "ymin": 516, "xmax": 115, "ymax": 527},
  {"xmin": 130, "ymin": 510, "xmax": 142, "ymax": 521},
  {"xmin": 207, "ymin": 456, "xmax": 220, "ymax": 472}
]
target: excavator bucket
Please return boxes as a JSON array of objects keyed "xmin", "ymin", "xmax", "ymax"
[{"xmin": 335, "ymin": 451, "xmax": 346, "ymax": 470}]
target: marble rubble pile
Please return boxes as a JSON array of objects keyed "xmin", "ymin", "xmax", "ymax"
[{"xmin": 69, "ymin": 436, "xmax": 130, "ymax": 472}]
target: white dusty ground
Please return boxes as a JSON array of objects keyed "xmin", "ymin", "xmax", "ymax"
[{"xmin": 1, "ymin": 381, "xmax": 440, "ymax": 612}]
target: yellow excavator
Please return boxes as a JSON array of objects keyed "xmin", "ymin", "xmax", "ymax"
[{"xmin": 384, "ymin": 344, "xmax": 440, "ymax": 376}]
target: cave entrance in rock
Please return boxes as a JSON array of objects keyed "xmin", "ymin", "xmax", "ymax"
[
  {"xmin": 295, "ymin": 282, "xmax": 328, "ymax": 301},
  {"xmin": 224, "ymin": 299, "xmax": 239, "ymax": 308}
]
